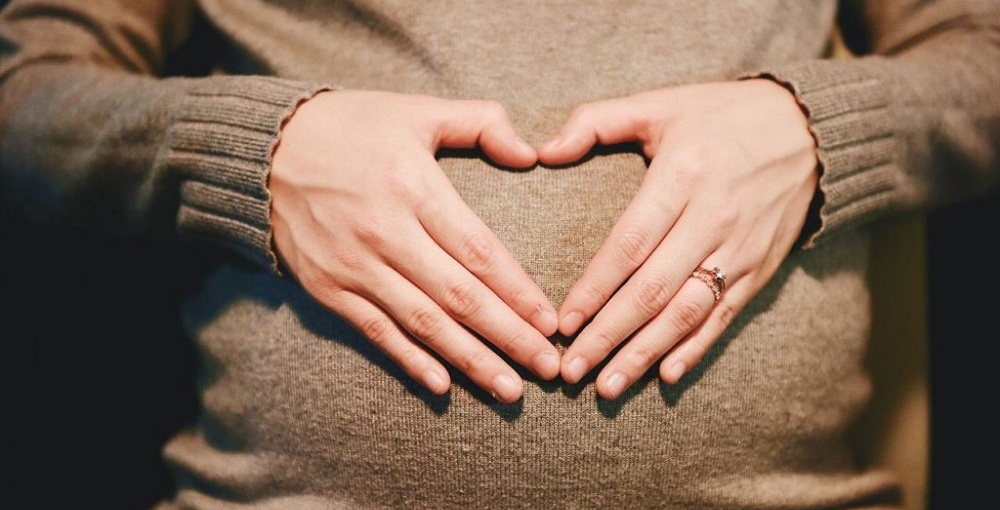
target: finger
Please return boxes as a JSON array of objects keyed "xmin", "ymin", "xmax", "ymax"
[
  {"xmin": 415, "ymin": 154, "xmax": 559, "ymax": 337},
  {"xmin": 594, "ymin": 278, "xmax": 717, "ymax": 399},
  {"xmin": 560, "ymin": 208, "xmax": 717, "ymax": 384},
  {"xmin": 388, "ymin": 221, "xmax": 561, "ymax": 380},
  {"xmin": 329, "ymin": 290, "xmax": 452, "ymax": 395},
  {"xmin": 556, "ymin": 167, "xmax": 683, "ymax": 336},
  {"xmin": 537, "ymin": 97, "xmax": 648, "ymax": 165},
  {"xmin": 431, "ymin": 99, "xmax": 537, "ymax": 168},
  {"xmin": 358, "ymin": 266, "xmax": 526, "ymax": 404},
  {"xmin": 659, "ymin": 276, "xmax": 744, "ymax": 385}
]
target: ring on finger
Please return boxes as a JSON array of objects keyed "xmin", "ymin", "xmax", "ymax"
[{"xmin": 691, "ymin": 266, "xmax": 727, "ymax": 303}]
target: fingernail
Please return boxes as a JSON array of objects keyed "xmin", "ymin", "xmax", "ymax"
[
  {"xmin": 605, "ymin": 372, "xmax": 628, "ymax": 399},
  {"xmin": 424, "ymin": 370, "xmax": 449, "ymax": 394},
  {"xmin": 564, "ymin": 357, "xmax": 589, "ymax": 383},
  {"xmin": 533, "ymin": 351, "xmax": 560, "ymax": 379},
  {"xmin": 492, "ymin": 374, "xmax": 521, "ymax": 403},
  {"xmin": 561, "ymin": 311, "xmax": 585, "ymax": 336},
  {"xmin": 665, "ymin": 362, "xmax": 686, "ymax": 383},
  {"xmin": 535, "ymin": 307, "xmax": 558, "ymax": 336}
]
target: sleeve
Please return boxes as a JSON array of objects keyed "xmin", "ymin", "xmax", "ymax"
[
  {"xmin": 744, "ymin": 0, "xmax": 1000, "ymax": 248},
  {"xmin": 0, "ymin": 0, "xmax": 333, "ymax": 271}
]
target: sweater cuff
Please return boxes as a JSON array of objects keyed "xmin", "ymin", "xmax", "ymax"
[
  {"xmin": 165, "ymin": 76, "xmax": 332, "ymax": 273},
  {"xmin": 743, "ymin": 58, "xmax": 896, "ymax": 249}
]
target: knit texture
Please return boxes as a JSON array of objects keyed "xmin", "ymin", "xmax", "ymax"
[
  {"xmin": 167, "ymin": 77, "xmax": 332, "ymax": 270},
  {"xmin": 2, "ymin": 1, "xmax": 999, "ymax": 509}
]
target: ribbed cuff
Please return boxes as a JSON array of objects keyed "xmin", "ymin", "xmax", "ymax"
[
  {"xmin": 165, "ymin": 76, "xmax": 333, "ymax": 272},
  {"xmin": 743, "ymin": 57, "xmax": 896, "ymax": 249}
]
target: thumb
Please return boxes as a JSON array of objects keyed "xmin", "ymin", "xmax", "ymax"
[
  {"xmin": 537, "ymin": 97, "xmax": 649, "ymax": 165},
  {"xmin": 432, "ymin": 99, "xmax": 537, "ymax": 169}
]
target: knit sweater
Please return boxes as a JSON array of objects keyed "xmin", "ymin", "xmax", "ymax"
[{"xmin": 1, "ymin": 1, "xmax": 998, "ymax": 509}]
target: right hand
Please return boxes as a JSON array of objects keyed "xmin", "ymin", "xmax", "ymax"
[{"xmin": 269, "ymin": 90, "xmax": 559, "ymax": 403}]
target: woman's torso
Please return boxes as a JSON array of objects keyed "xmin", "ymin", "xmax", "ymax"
[{"xmin": 163, "ymin": 1, "xmax": 899, "ymax": 508}]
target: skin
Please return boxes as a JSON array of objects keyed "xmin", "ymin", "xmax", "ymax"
[
  {"xmin": 538, "ymin": 79, "xmax": 820, "ymax": 399},
  {"xmin": 270, "ymin": 79, "xmax": 819, "ymax": 403},
  {"xmin": 269, "ymin": 90, "xmax": 560, "ymax": 404}
]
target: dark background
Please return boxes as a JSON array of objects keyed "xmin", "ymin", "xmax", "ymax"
[
  {"xmin": 6, "ymin": 177, "xmax": 996, "ymax": 510},
  {"xmin": 1, "ymin": 1, "xmax": 996, "ymax": 508},
  {"xmin": 924, "ymin": 194, "xmax": 998, "ymax": 508},
  {"xmin": 4, "ymin": 155, "xmax": 997, "ymax": 510}
]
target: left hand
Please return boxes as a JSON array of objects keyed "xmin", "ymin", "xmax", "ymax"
[{"xmin": 538, "ymin": 79, "xmax": 819, "ymax": 399}]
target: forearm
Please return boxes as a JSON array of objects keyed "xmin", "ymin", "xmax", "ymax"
[
  {"xmin": 0, "ymin": 0, "xmax": 330, "ymax": 270},
  {"xmin": 749, "ymin": 1, "xmax": 1000, "ymax": 247},
  {"xmin": 2, "ymin": 63, "xmax": 325, "ymax": 267}
]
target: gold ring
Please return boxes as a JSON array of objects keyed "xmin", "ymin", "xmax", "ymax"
[{"xmin": 691, "ymin": 266, "xmax": 727, "ymax": 303}]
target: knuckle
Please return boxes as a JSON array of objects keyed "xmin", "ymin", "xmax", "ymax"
[
  {"xmin": 359, "ymin": 315, "xmax": 394, "ymax": 348},
  {"xmin": 712, "ymin": 202, "xmax": 740, "ymax": 231},
  {"xmin": 715, "ymin": 301, "xmax": 737, "ymax": 328},
  {"xmin": 354, "ymin": 217, "xmax": 392, "ymax": 249},
  {"xmin": 505, "ymin": 285, "xmax": 531, "ymax": 309},
  {"xmin": 633, "ymin": 276, "xmax": 672, "ymax": 315},
  {"xmin": 666, "ymin": 148, "xmax": 713, "ymax": 187},
  {"xmin": 668, "ymin": 296, "xmax": 709, "ymax": 333},
  {"xmin": 407, "ymin": 306, "xmax": 446, "ymax": 342},
  {"xmin": 459, "ymin": 230, "xmax": 495, "ymax": 274},
  {"xmin": 493, "ymin": 330, "xmax": 528, "ymax": 353},
  {"xmin": 616, "ymin": 229, "xmax": 654, "ymax": 267},
  {"xmin": 578, "ymin": 282, "xmax": 612, "ymax": 311},
  {"xmin": 442, "ymin": 279, "xmax": 481, "ymax": 320},
  {"xmin": 455, "ymin": 347, "xmax": 492, "ymax": 376},
  {"xmin": 625, "ymin": 344, "xmax": 661, "ymax": 372},
  {"xmin": 331, "ymin": 251, "xmax": 366, "ymax": 275},
  {"xmin": 592, "ymin": 330, "xmax": 621, "ymax": 354},
  {"xmin": 299, "ymin": 270, "xmax": 340, "ymax": 297},
  {"xmin": 384, "ymin": 169, "xmax": 426, "ymax": 204}
]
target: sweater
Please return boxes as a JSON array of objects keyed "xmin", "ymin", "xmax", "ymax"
[{"xmin": 1, "ymin": 1, "xmax": 998, "ymax": 508}]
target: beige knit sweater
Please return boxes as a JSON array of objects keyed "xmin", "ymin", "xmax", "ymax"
[{"xmin": 2, "ymin": 1, "xmax": 998, "ymax": 509}]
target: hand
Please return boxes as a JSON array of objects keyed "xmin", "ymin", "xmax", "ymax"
[
  {"xmin": 538, "ymin": 79, "xmax": 819, "ymax": 399},
  {"xmin": 269, "ymin": 90, "xmax": 560, "ymax": 403}
]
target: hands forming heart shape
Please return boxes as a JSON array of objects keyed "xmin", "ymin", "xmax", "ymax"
[{"xmin": 269, "ymin": 79, "xmax": 819, "ymax": 404}]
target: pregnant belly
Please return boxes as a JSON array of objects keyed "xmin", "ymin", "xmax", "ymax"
[
  {"xmin": 168, "ymin": 154, "xmax": 892, "ymax": 509},
  {"xmin": 440, "ymin": 148, "xmax": 647, "ymax": 307}
]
